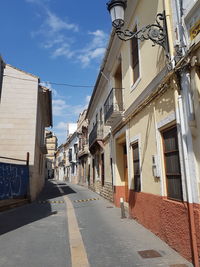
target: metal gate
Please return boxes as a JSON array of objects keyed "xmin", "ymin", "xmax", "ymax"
[{"xmin": 0, "ymin": 155, "xmax": 29, "ymax": 200}]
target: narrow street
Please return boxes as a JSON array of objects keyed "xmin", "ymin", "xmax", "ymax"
[{"xmin": 0, "ymin": 181, "xmax": 193, "ymax": 267}]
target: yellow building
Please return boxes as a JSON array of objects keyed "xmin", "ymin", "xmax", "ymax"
[{"xmin": 87, "ymin": 0, "xmax": 200, "ymax": 264}]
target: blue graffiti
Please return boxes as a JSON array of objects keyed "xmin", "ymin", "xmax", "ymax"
[{"xmin": 0, "ymin": 163, "xmax": 29, "ymax": 200}]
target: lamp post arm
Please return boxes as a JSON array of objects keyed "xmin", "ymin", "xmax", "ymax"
[{"xmin": 115, "ymin": 12, "xmax": 169, "ymax": 56}]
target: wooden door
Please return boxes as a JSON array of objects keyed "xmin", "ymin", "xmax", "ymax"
[
  {"xmin": 123, "ymin": 144, "xmax": 129, "ymax": 202},
  {"xmin": 101, "ymin": 153, "xmax": 105, "ymax": 186},
  {"xmin": 92, "ymin": 158, "xmax": 95, "ymax": 184}
]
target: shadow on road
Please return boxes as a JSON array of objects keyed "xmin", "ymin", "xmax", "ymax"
[{"xmin": 0, "ymin": 180, "xmax": 76, "ymax": 236}]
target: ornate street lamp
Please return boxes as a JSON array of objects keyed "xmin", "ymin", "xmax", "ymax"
[{"xmin": 107, "ymin": 0, "xmax": 169, "ymax": 57}]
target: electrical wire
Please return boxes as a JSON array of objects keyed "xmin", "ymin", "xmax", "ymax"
[{"xmin": 3, "ymin": 74, "xmax": 94, "ymax": 88}]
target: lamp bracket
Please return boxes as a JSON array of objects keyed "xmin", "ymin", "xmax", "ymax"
[{"xmin": 115, "ymin": 12, "xmax": 169, "ymax": 58}]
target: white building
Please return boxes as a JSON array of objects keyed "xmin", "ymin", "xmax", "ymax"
[
  {"xmin": 54, "ymin": 144, "xmax": 65, "ymax": 181},
  {"xmin": 65, "ymin": 131, "xmax": 79, "ymax": 184},
  {"xmin": 66, "ymin": 123, "xmax": 77, "ymax": 137}
]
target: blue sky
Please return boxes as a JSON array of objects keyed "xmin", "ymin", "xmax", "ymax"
[{"xmin": 0, "ymin": 0, "xmax": 111, "ymax": 144}]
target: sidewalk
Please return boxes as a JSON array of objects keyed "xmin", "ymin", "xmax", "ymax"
[
  {"xmin": 67, "ymin": 183, "xmax": 194, "ymax": 267},
  {"xmin": 0, "ymin": 198, "xmax": 29, "ymax": 212}
]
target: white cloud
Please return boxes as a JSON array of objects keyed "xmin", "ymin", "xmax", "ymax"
[
  {"xmin": 42, "ymin": 35, "xmax": 65, "ymax": 49},
  {"xmin": 50, "ymin": 29, "xmax": 108, "ymax": 67},
  {"xmin": 40, "ymin": 81, "xmax": 52, "ymax": 89},
  {"xmin": 55, "ymin": 121, "xmax": 67, "ymax": 130},
  {"xmin": 53, "ymin": 95, "xmax": 91, "ymax": 144},
  {"xmin": 46, "ymin": 10, "xmax": 79, "ymax": 33},
  {"xmin": 76, "ymin": 30, "xmax": 108, "ymax": 67},
  {"xmin": 51, "ymin": 43, "xmax": 74, "ymax": 59},
  {"xmin": 72, "ymin": 105, "xmax": 86, "ymax": 115},
  {"xmin": 78, "ymin": 47, "xmax": 106, "ymax": 67},
  {"xmin": 85, "ymin": 95, "xmax": 91, "ymax": 106},
  {"xmin": 27, "ymin": 0, "xmax": 108, "ymax": 67},
  {"xmin": 88, "ymin": 30, "xmax": 108, "ymax": 48},
  {"xmin": 53, "ymin": 95, "xmax": 90, "ymax": 119},
  {"xmin": 40, "ymin": 81, "xmax": 59, "ymax": 97},
  {"xmin": 52, "ymin": 99, "xmax": 69, "ymax": 116}
]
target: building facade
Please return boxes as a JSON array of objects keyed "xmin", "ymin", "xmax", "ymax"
[
  {"xmin": 0, "ymin": 62, "xmax": 52, "ymax": 200},
  {"xmin": 54, "ymin": 144, "xmax": 65, "ymax": 181},
  {"xmin": 86, "ymin": 0, "xmax": 200, "ymax": 264},
  {"xmin": 65, "ymin": 131, "xmax": 79, "ymax": 184},
  {"xmin": 45, "ymin": 130, "xmax": 58, "ymax": 179},
  {"xmin": 77, "ymin": 110, "xmax": 89, "ymax": 186}
]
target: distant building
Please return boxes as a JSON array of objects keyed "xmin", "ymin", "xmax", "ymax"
[
  {"xmin": 45, "ymin": 130, "xmax": 58, "ymax": 179},
  {"xmin": 77, "ymin": 110, "xmax": 89, "ymax": 186},
  {"xmin": 54, "ymin": 144, "xmax": 65, "ymax": 181},
  {"xmin": 62, "ymin": 131, "xmax": 78, "ymax": 184},
  {"xmin": 66, "ymin": 123, "xmax": 77, "ymax": 138}
]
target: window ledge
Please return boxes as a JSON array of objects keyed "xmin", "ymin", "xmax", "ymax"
[{"xmin": 162, "ymin": 197, "xmax": 186, "ymax": 206}]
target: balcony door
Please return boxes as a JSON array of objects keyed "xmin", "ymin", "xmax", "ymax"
[{"xmin": 114, "ymin": 63, "xmax": 123, "ymax": 112}]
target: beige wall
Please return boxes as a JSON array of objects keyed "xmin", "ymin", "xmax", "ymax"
[
  {"xmin": 0, "ymin": 65, "xmax": 50, "ymax": 200},
  {"xmin": 117, "ymin": 0, "xmax": 166, "ymax": 111},
  {"xmin": 128, "ymin": 86, "xmax": 176, "ymax": 195},
  {"xmin": 0, "ymin": 65, "xmax": 38, "ymax": 164}
]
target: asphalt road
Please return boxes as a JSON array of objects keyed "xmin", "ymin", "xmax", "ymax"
[{"xmin": 0, "ymin": 180, "xmax": 193, "ymax": 267}]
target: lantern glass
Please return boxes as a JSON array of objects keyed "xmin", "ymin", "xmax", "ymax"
[
  {"xmin": 110, "ymin": 5, "xmax": 125, "ymax": 28},
  {"xmin": 107, "ymin": 0, "xmax": 126, "ymax": 29}
]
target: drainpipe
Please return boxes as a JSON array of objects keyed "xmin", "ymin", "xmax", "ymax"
[{"xmin": 177, "ymin": 94, "xmax": 199, "ymax": 266}]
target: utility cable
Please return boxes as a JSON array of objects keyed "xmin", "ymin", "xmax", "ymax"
[{"xmin": 3, "ymin": 74, "xmax": 94, "ymax": 88}]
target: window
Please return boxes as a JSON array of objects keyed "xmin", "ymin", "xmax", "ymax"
[
  {"xmin": 131, "ymin": 27, "xmax": 140, "ymax": 84},
  {"xmin": 100, "ymin": 108, "xmax": 103, "ymax": 124},
  {"xmin": 96, "ymin": 113, "xmax": 98, "ymax": 124},
  {"xmin": 162, "ymin": 126, "xmax": 183, "ymax": 201},
  {"xmin": 132, "ymin": 142, "xmax": 141, "ymax": 192},
  {"xmin": 68, "ymin": 149, "xmax": 72, "ymax": 162}
]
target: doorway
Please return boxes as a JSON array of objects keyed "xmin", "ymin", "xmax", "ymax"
[
  {"xmin": 123, "ymin": 144, "xmax": 129, "ymax": 202},
  {"xmin": 101, "ymin": 153, "xmax": 105, "ymax": 187}
]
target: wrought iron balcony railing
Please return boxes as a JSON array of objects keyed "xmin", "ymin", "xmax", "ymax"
[
  {"xmin": 104, "ymin": 88, "xmax": 124, "ymax": 124},
  {"xmin": 78, "ymin": 137, "xmax": 89, "ymax": 157},
  {"xmin": 89, "ymin": 123, "xmax": 103, "ymax": 148}
]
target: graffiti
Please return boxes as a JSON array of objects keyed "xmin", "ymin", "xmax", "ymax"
[{"xmin": 0, "ymin": 163, "xmax": 29, "ymax": 200}]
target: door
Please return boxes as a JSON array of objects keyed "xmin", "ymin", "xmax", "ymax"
[
  {"xmin": 101, "ymin": 153, "xmax": 105, "ymax": 186},
  {"xmin": 92, "ymin": 158, "xmax": 95, "ymax": 184},
  {"xmin": 123, "ymin": 144, "xmax": 129, "ymax": 202}
]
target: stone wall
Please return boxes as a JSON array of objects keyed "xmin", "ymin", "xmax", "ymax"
[{"xmin": 89, "ymin": 181, "xmax": 113, "ymax": 202}]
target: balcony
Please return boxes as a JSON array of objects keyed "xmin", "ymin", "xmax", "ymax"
[
  {"xmin": 89, "ymin": 123, "xmax": 103, "ymax": 148},
  {"xmin": 78, "ymin": 138, "xmax": 89, "ymax": 158},
  {"xmin": 104, "ymin": 88, "xmax": 124, "ymax": 125}
]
